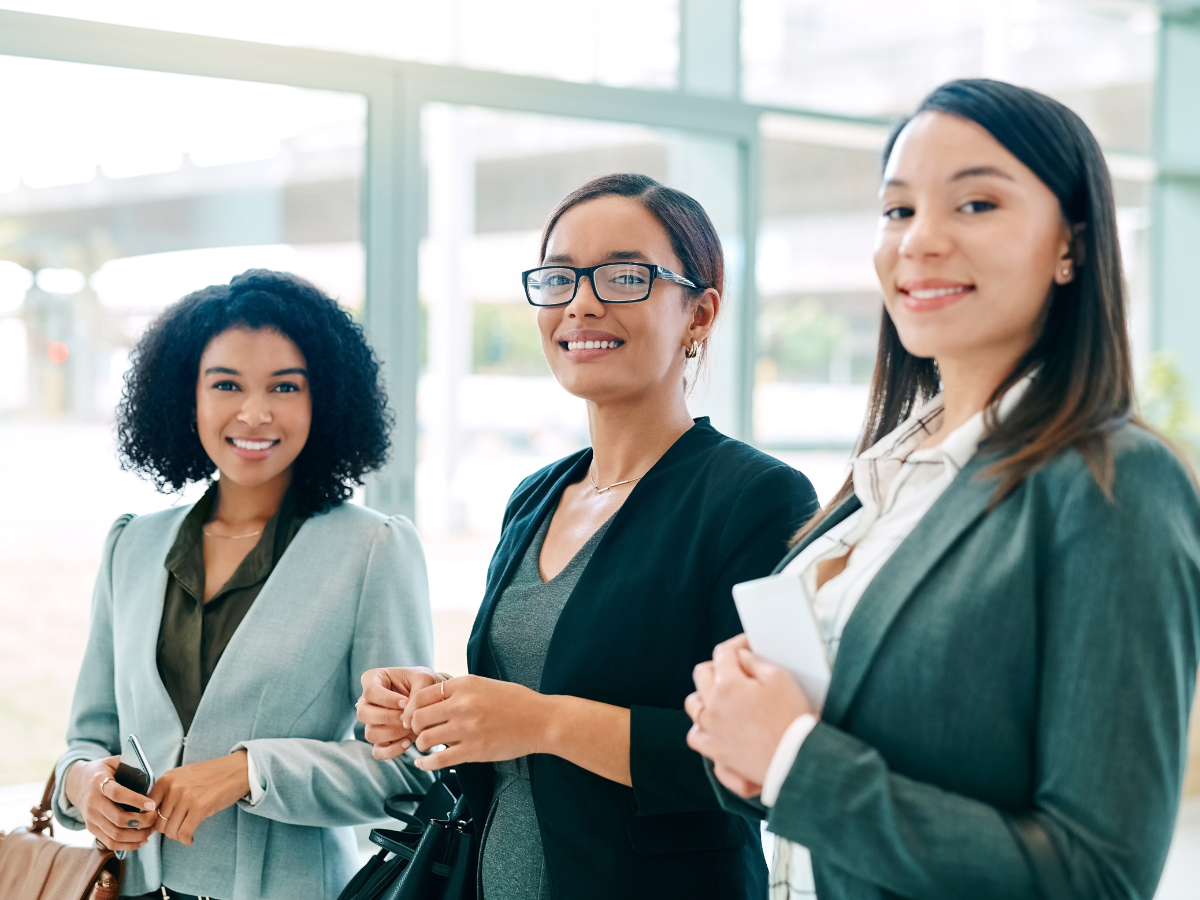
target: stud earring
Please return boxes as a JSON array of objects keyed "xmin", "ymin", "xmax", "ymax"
[
  {"xmin": 684, "ymin": 340, "xmax": 700, "ymax": 359},
  {"xmin": 1062, "ymin": 267, "xmax": 1071, "ymax": 278}
]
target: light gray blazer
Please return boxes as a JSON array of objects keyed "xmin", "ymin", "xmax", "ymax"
[{"xmin": 53, "ymin": 501, "xmax": 435, "ymax": 900}]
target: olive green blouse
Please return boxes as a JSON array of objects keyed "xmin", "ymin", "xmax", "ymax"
[{"xmin": 156, "ymin": 483, "xmax": 305, "ymax": 732}]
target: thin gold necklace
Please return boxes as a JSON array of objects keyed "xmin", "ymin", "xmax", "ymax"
[
  {"xmin": 589, "ymin": 470, "xmax": 644, "ymax": 494},
  {"xmin": 202, "ymin": 527, "xmax": 264, "ymax": 540}
]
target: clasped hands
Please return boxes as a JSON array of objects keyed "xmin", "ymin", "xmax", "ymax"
[
  {"xmin": 66, "ymin": 750, "xmax": 251, "ymax": 852},
  {"xmin": 685, "ymin": 634, "xmax": 816, "ymax": 799},
  {"xmin": 357, "ymin": 666, "xmax": 549, "ymax": 771}
]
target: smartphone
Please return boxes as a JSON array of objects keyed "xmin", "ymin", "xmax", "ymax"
[{"xmin": 112, "ymin": 734, "xmax": 154, "ymax": 812}]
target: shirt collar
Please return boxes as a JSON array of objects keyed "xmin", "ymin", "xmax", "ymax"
[
  {"xmin": 857, "ymin": 373, "xmax": 1035, "ymax": 471},
  {"xmin": 164, "ymin": 481, "xmax": 295, "ymax": 605}
]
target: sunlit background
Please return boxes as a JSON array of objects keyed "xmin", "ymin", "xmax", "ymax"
[{"xmin": 0, "ymin": 1, "xmax": 1195, "ymax": 891}]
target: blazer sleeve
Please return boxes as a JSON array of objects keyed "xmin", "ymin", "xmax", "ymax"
[
  {"xmin": 236, "ymin": 515, "xmax": 436, "ymax": 827},
  {"xmin": 764, "ymin": 446, "xmax": 1200, "ymax": 899},
  {"xmin": 53, "ymin": 514, "xmax": 135, "ymax": 828},
  {"xmin": 629, "ymin": 463, "xmax": 819, "ymax": 817}
]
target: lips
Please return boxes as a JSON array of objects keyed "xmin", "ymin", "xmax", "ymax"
[
  {"xmin": 897, "ymin": 279, "xmax": 975, "ymax": 312},
  {"xmin": 557, "ymin": 330, "xmax": 624, "ymax": 360},
  {"xmin": 226, "ymin": 436, "xmax": 280, "ymax": 461}
]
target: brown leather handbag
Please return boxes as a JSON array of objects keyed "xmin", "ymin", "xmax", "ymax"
[{"xmin": 0, "ymin": 771, "xmax": 124, "ymax": 900}]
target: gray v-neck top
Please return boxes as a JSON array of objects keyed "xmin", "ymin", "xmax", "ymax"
[{"xmin": 479, "ymin": 508, "xmax": 614, "ymax": 900}]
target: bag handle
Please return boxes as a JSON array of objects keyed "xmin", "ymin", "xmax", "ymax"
[
  {"xmin": 369, "ymin": 829, "xmax": 454, "ymax": 877},
  {"xmin": 30, "ymin": 771, "xmax": 55, "ymax": 837}
]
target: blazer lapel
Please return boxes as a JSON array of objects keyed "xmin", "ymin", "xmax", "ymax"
[
  {"xmin": 771, "ymin": 495, "xmax": 864, "ymax": 575},
  {"xmin": 466, "ymin": 450, "xmax": 593, "ymax": 674},
  {"xmin": 821, "ymin": 456, "xmax": 999, "ymax": 727}
]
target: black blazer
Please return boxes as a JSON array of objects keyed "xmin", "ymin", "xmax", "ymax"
[{"xmin": 458, "ymin": 418, "xmax": 818, "ymax": 899}]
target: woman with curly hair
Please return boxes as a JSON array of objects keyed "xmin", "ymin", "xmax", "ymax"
[{"xmin": 52, "ymin": 269, "xmax": 434, "ymax": 900}]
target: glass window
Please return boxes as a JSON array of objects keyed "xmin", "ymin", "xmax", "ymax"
[
  {"xmin": 743, "ymin": 0, "xmax": 1156, "ymax": 151},
  {"xmin": 417, "ymin": 104, "xmax": 743, "ymax": 668},
  {"xmin": 0, "ymin": 0, "xmax": 680, "ymax": 89},
  {"xmin": 0, "ymin": 53, "xmax": 365, "ymax": 788}
]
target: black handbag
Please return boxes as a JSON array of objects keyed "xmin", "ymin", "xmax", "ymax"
[{"xmin": 337, "ymin": 773, "xmax": 477, "ymax": 900}]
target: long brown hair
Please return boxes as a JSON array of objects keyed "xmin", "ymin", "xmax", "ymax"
[{"xmin": 797, "ymin": 78, "xmax": 1136, "ymax": 542}]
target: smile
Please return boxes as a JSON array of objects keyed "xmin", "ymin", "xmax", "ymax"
[
  {"xmin": 228, "ymin": 438, "xmax": 279, "ymax": 451},
  {"xmin": 899, "ymin": 283, "xmax": 975, "ymax": 312},
  {"xmin": 563, "ymin": 340, "xmax": 622, "ymax": 350},
  {"xmin": 907, "ymin": 286, "xmax": 971, "ymax": 300}
]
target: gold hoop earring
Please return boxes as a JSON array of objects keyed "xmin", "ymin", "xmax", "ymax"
[{"xmin": 684, "ymin": 340, "xmax": 699, "ymax": 359}]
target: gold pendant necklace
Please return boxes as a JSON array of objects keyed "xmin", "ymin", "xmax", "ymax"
[
  {"xmin": 202, "ymin": 527, "xmax": 264, "ymax": 540},
  {"xmin": 589, "ymin": 472, "xmax": 643, "ymax": 494}
]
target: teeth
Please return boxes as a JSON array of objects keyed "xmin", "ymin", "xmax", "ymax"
[
  {"xmin": 909, "ymin": 286, "xmax": 970, "ymax": 300},
  {"xmin": 566, "ymin": 340, "xmax": 620, "ymax": 350},
  {"xmin": 232, "ymin": 439, "xmax": 274, "ymax": 451}
]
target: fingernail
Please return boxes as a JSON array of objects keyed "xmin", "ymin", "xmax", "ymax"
[
  {"xmin": 143, "ymin": 801, "xmax": 156, "ymax": 811},
  {"xmin": 397, "ymin": 698, "xmax": 406, "ymax": 709},
  {"xmin": 400, "ymin": 739, "xmax": 411, "ymax": 749}
]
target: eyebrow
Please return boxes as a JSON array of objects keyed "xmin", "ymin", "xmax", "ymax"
[
  {"xmin": 950, "ymin": 165, "xmax": 1015, "ymax": 182},
  {"xmin": 542, "ymin": 250, "xmax": 651, "ymax": 265},
  {"xmin": 881, "ymin": 166, "xmax": 1016, "ymax": 191},
  {"xmin": 203, "ymin": 366, "xmax": 309, "ymax": 377}
]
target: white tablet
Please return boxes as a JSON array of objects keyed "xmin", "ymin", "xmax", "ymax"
[{"xmin": 732, "ymin": 572, "xmax": 832, "ymax": 710}]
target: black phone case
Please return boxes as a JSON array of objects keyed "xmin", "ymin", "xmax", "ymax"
[{"xmin": 113, "ymin": 760, "xmax": 150, "ymax": 812}]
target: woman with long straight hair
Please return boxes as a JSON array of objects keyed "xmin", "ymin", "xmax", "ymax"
[
  {"xmin": 356, "ymin": 174, "xmax": 819, "ymax": 899},
  {"xmin": 686, "ymin": 79, "xmax": 1200, "ymax": 899}
]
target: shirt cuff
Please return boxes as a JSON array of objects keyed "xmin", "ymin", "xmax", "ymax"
[
  {"xmin": 236, "ymin": 744, "xmax": 267, "ymax": 806},
  {"xmin": 760, "ymin": 714, "xmax": 817, "ymax": 808}
]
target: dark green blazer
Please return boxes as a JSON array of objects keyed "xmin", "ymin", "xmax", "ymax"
[
  {"xmin": 712, "ymin": 424, "xmax": 1200, "ymax": 900},
  {"xmin": 457, "ymin": 418, "xmax": 818, "ymax": 900}
]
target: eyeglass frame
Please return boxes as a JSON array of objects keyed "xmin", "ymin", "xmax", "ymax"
[{"xmin": 520, "ymin": 262, "xmax": 703, "ymax": 308}]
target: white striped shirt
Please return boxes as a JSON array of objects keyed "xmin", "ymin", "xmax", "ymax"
[{"xmin": 763, "ymin": 377, "xmax": 1031, "ymax": 898}]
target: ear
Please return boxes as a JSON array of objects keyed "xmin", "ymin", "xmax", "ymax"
[
  {"xmin": 685, "ymin": 288, "xmax": 721, "ymax": 347},
  {"xmin": 1054, "ymin": 222, "xmax": 1087, "ymax": 286}
]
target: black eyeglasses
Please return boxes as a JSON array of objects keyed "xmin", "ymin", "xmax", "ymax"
[{"xmin": 521, "ymin": 262, "xmax": 701, "ymax": 307}]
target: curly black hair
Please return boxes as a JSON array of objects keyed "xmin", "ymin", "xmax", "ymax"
[{"xmin": 116, "ymin": 269, "xmax": 393, "ymax": 517}]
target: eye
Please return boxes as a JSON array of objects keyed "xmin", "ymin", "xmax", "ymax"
[
  {"xmin": 609, "ymin": 273, "xmax": 648, "ymax": 286},
  {"xmin": 543, "ymin": 273, "xmax": 574, "ymax": 287},
  {"xmin": 960, "ymin": 200, "xmax": 996, "ymax": 214},
  {"xmin": 883, "ymin": 205, "xmax": 914, "ymax": 220},
  {"xmin": 272, "ymin": 382, "xmax": 301, "ymax": 393},
  {"xmin": 213, "ymin": 380, "xmax": 240, "ymax": 392}
]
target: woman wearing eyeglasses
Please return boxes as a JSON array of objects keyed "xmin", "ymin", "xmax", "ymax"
[{"xmin": 356, "ymin": 174, "xmax": 818, "ymax": 899}]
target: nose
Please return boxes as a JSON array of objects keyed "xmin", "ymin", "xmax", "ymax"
[
  {"xmin": 898, "ymin": 208, "xmax": 953, "ymax": 259},
  {"xmin": 237, "ymin": 393, "xmax": 273, "ymax": 427},
  {"xmin": 565, "ymin": 274, "xmax": 605, "ymax": 318}
]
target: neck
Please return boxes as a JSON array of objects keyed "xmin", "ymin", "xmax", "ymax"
[
  {"xmin": 929, "ymin": 349, "xmax": 1022, "ymax": 447},
  {"xmin": 586, "ymin": 384, "xmax": 695, "ymax": 484},
  {"xmin": 211, "ymin": 469, "xmax": 291, "ymax": 528}
]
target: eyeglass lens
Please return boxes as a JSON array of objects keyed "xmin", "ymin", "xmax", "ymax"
[{"xmin": 526, "ymin": 263, "xmax": 653, "ymax": 305}]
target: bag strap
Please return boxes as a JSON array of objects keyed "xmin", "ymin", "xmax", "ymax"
[
  {"xmin": 369, "ymin": 829, "xmax": 454, "ymax": 877},
  {"xmin": 30, "ymin": 771, "xmax": 55, "ymax": 837}
]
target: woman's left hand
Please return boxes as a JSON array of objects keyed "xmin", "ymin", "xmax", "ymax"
[
  {"xmin": 403, "ymin": 675, "xmax": 550, "ymax": 771},
  {"xmin": 685, "ymin": 634, "xmax": 814, "ymax": 789},
  {"xmin": 151, "ymin": 751, "xmax": 251, "ymax": 846}
]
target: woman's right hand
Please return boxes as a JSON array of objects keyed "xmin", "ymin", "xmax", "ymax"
[
  {"xmin": 64, "ymin": 756, "xmax": 157, "ymax": 852},
  {"xmin": 357, "ymin": 666, "xmax": 445, "ymax": 760}
]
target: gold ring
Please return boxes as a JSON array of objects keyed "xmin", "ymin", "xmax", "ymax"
[
  {"xmin": 99, "ymin": 776, "xmax": 111, "ymax": 795},
  {"xmin": 157, "ymin": 811, "xmax": 169, "ymax": 822}
]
